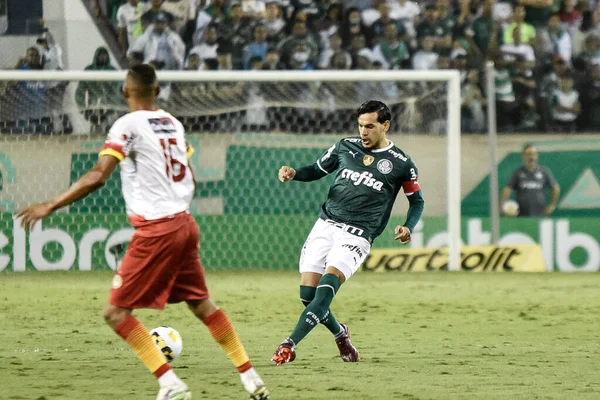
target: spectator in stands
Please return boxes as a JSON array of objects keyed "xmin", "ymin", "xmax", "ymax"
[
  {"xmin": 340, "ymin": 7, "xmax": 370, "ymax": 48},
  {"xmin": 117, "ymin": 0, "xmax": 147, "ymax": 59},
  {"xmin": 412, "ymin": 35, "xmax": 439, "ymax": 70},
  {"xmin": 329, "ymin": 51, "xmax": 351, "ymax": 70},
  {"xmin": 320, "ymin": 3, "xmax": 343, "ymax": 42},
  {"xmin": 161, "ymin": 0, "xmax": 195, "ymax": 35},
  {"xmin": 539, "ymin": 12, "xmax": 573, "ymax": 63},
  {"xmin": 13, "ymin": 47, "xmax": 46, "ymax": 121},
  {"xmin": 36, "ymin": 27, "xmax": 64, "ymax": 71},
  {"xmin": 287, "ymin": 41, "xmax": 314, "ymax": 70},
  {"xmin": 129, "ymin": 12, "xmax": 186, "ymax": 70},
  {"xmin": 493, "ymin": 52, "xmax": 520, "ymax": 131},
  {"xmin": 262, "ymin": 47, "xmax": 284, "ymax": 70},
  {"xmin": 579, "ymin": 62, "xmax": 600, "ymax": 130},
  {"xmin": 241, "ymin": 0, "xmax": 267, "ymax": 20},
  {"xmin": 319, "ymin": 32, "xmax": 351, "ymax": 69},
  {"xmin": 435, "ymin": 0, "xmax": 457, "ymax": 36},
  {"xmin": 504, "ymin": 5, "xmax": 536, "ymax": 44},
  {"xmin": 141, "ymin": 0, "xmax": 175, "ymax": 31},
  {"xmin": 185, "ymin": 52, "xmax": 201, "ymax": 70},
  {"xmin": 189, "ymin": 24, "xmax": 219, "ymax": 69},
  {"xmin": 513, "ymin": 61, "xmax": 539, "ymax": 130},
  {"xmin": 194, "ymin": 0, "xmax": 228, "ymax": 45},
  {"xmin": 572, "ymin": 9, "xmax": 600, "ymax": 55},
  {"xmin": 128, "ymin": 50, "xmax": 144, "ymax": 67},
  {"xmin": 217, "ymin": 39, "xmax": 234, "ymax": 70},
  {"xmin": 521, "ymin": 0, "xmax": 558, "ymax": 27},
  {"xmin": 573, "ymin": 34, "xmax": 600, "ymax": 72},
  {"xmin": 417, "ymin": 5, "xmax": 452, "ymax": 54},
  {"xmin": 372, "ymin": 22, "xmax": 410, "ymax": 69},
  {"xmin": 559, "ymin": 0, "xmax": 581, "ymax": 36},
  {"xmin": 388, "ymin": 0, "xmax": 421, "ymax": 39},
  {"xmin": 289, "ymin": 0, "xmax": 322, "ymax": 36},
  {"xmin": 225, "ymin": 2, "xmax": 255, "ymax": 69},
  {"xmin": 243, "ymin": 24, "xmax": 269, "ymax": 69},
  {"xmin": 539, "ymin": 55, "xmax": 569, "ymax": 129},
  {"xmin": 262, "ymin": 1, "xmax": 286, "ymax": 44},
  {"xmin": 249, "ymin": 55, "xmax": 264, "ymax": 70},
  {"xmin": 370, "ymin": 2, "xmax": 403, "ymax": 44},
  {"xmin": 551, "ymin": 71, "xmax": 580, "ymax": 132},
  {"xmin": 471, "ymin": 0, "xmax": 501, "ymax": 59},
  {"xmin": 360, "ymin": 0, "xmax": 386, "ymax": 28},
  {"xmin": 501, "ymin": 25, "xmax": 537, "ymax": 70},
  {"xmin": 278, "ymin": 20, "xmax": 318, "ymax": 67},
  {"xmin": 75, "ymin": 47, "xmax": 119, "ymax": 112},
  {"xmin": 461, "ymin": 69, "xmax": 486, "ymax": 133}
]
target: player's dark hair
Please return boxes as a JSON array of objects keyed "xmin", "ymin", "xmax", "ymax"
[
  {"xmin": 127, "ymin": 64, "xmax": 157, "ymax": 98},
  {"xmin": 355, "ymin": 100, "xmax": 391, "ymax": 124}
]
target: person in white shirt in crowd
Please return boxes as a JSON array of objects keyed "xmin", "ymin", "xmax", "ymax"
[
  {"xmin": 129, "ymin": 12, "xmax": 186, "ymax": 70},
  {"xmin": 117, "ymin": 0, "xmax": 149, "ymax": 59},
  {"xmin": 262, "ymin": 1, "xmax": 286, "ymax": 44},
  {"xmin": 388, "ymin": 0, "xmax": 420, "ymax": 38},
  {"xmin": 161, "ymin": 0, "xmax": 196, "ymax": 35},
  {"xmin": 319, "ymin": 32, "xmax": 352, "ymax": 69},
  {"xmin": 572, "ymin": 9, "xmax": 600, "ymax": 56},
  {"xmin": 189, "ymin": 24, "xmax": 219, "ymax": 69},
  {"xmin": 412, "ymin": 35, "xmax": 438, "ymax": 70},
  {"xmin": 551, "ymin": 72, "xmax": 580, "ymax": 132},
  {"xmin": 241, "ymin": 0, "xmax": 266, "ymax": 19},
  {"xmin": 501, "ymin": 25, "xmax": 536, "ymax": 70},
  {"xmin": 360, "ymin": 0, "xmax": 387, "ymax": 27},
  {"xmin": 540, "ymin": 12, "xmax": 572, "ymax": 65}
]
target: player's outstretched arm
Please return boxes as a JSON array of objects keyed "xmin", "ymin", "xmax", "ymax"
[{"xmin": 16, "ymin": 155, "xmax": 120, "ymax": 230}]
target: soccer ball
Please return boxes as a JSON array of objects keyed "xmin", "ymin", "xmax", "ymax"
[
  {"xmin": 502, "ymin": 200, "xmax": 520, "ymax": 217},
  {"xmin": 150, "ymin": 326, "xmax": 183, "ymax": 362}
]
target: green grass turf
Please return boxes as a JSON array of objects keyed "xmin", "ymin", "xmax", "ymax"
[{"xmin": 1, "ymin": 271, "xmax": 600, "ymax": 400}]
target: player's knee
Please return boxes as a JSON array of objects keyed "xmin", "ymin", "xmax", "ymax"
[
  {"xmin": 187, "ymin": 298, "xmax": 218, "ymax": 321},
  {"xmin": 103, "ymin": 304, "xmax": 130, "ymax": 328}
]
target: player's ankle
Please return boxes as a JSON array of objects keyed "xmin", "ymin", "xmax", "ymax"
[{"xmin": 157, "ymin": 368, "xmax": 183, "ymax": 388}]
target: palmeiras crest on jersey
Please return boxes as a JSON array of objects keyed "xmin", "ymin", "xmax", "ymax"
[
  {"xmin": 377, "ymin": 159, "xmax": 393, "ymax": 174},
  {"xmin": 363, "ymin": 154, "xmax": 375, "ymax": 166}
]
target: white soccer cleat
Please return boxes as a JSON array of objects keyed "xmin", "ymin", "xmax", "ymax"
[
  {"xmin": 156, "ymin": 383, "xmax": 192, "ymax": 400},
  {"xmin": 240, "ymin": 368, "xmax": 270, "ymax": 400}
]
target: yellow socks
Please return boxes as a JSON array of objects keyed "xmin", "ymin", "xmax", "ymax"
[{"xmin": 203, "ymin": 309, "xmax": 252, "ymax": 373}]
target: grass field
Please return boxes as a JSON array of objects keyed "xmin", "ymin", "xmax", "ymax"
[{"xmin": 1, "ymin": 271, "xmax": 600, "ymax": 400}]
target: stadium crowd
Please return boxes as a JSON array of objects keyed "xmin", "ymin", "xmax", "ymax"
[{"xmin": 3, "ymin": 0, "xmax": 600, "ymax": 134}]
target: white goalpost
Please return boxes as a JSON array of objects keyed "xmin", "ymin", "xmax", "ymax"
[{"xmin": 0, "ymin": 69, "xmax": 461, "ymax": 271}]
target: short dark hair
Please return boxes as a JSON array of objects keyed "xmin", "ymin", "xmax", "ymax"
[
  {"xmin": 355, "ymin": 100, "xmax": 391, "ymax": 124},
  {"xmin": 127, "ymin": 64, "xmax": 157, "ymax": 97}
]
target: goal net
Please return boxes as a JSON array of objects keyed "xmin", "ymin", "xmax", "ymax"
[{"xmin": 0, "ymin": 70, "xmax": 461, "ymax": 272}]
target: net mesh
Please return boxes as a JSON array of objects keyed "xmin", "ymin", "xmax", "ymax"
[{"xmin": 0, "ymin": 76, "xmax": 450, "ymax": 271}]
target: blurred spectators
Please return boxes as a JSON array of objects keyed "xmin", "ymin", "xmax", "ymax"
[
  {"xmin": 12, "ymin": 0, "xmax": 600, "ymax": 135},
  {"xmin": 129, "ymin": 12, "xmax": 186, "ymax": 70},
  {"xmin": 76, "ymin": 47, "xmax": 118, "ymax": 109}
]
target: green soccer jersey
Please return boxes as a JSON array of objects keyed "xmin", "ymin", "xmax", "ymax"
[{"xmin": 310, "ymin": 138, "xmax": 421, "ymax": 242}]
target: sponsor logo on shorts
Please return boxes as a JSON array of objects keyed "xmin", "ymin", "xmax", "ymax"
[
  {"xmin": 342, "ymin": 244, "xmax": 364, "ymax": 258},
  {"xmin": 112, "ymin": 274, "xmax": 123, "ymax": 289},
  {"xmin": 377, "ymin": 159, "xmax": 393, "ymax": 174},
  {"xmin": 340, "ymin": 169, "xmax": 384, "ymax": 191}
]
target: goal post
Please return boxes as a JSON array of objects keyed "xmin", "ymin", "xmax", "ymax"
[{"xmin": 0, "ymin": 69, "xmax": 461, "ymax": 271}]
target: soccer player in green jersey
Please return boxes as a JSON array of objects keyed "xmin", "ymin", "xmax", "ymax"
[{"xmin": 271, "ymin": 100, "xmax": 425, "ymax": 365}]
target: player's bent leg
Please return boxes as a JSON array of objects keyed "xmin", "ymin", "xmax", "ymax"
[
  {"xmin": 187, "ymin": 299, "xmax": 270, "ymax": 400},
  {"xmin": 104, "ymin": 304, "xmax": 189, "ymax": 396},
  {"xmin": 273, "ymin": 268, "xmax": 345, "ymax": 365},
  {"xmin": 299, "ymin": 273, "xmax": 344, "ymax": 338}
]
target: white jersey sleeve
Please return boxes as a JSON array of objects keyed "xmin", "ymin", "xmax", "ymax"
[{"xmin": 100, "ymin": 109, "xmax": 195, "ymax": 222}]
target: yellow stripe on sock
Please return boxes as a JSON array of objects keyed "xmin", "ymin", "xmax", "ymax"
[
  {"xmin": 126, "ymin": 324, "xmax": 168, "ymax": 374},
  {"xmin": 207, "ymin": 310, "xmax": 250, "ymax": 369}
]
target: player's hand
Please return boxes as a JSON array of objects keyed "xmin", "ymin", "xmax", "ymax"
[
  {"xmin": 15, "ymin": 202, "xmax": 54, "ymax": 231},
  {"xmin": 278, "ymin": 166, "xmax": 296, "ymax": 182},
  {"xmin": 394, "ymin": 225, "xmax": 411, "ymax": 244}
]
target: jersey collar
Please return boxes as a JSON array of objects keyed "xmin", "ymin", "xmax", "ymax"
[{"xmin": 370, "ymin": 139, "xmax": 394, "ymax": 153}]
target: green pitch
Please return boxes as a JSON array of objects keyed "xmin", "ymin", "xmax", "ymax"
[{"xmin": 2, "ymin": 271, "xmax": 600, "ymax": 400}]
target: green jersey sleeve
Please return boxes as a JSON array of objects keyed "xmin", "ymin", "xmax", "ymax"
[
  {"xmin": 316, "ymin": 141, "xmax": 340, "ymax": 174},
  {"xmin": 399, "ymin": 159, "xmax": 421, "ymax": 195}
]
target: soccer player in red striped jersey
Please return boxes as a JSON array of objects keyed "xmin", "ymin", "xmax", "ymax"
[{"xmin": 16, "ymin": 64, "xmax": 269, "ymax": 400}]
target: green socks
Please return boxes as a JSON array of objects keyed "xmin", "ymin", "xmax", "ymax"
[
  {"xmin": 300, "ymin": 285, "xmax": 343, "ymax": 337},
  {"xmin": 289, "ymin": 274, "xmax": 342, "ymax": 346}
]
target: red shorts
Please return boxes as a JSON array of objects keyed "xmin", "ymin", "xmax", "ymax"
[{"xmin": 109, "ymin": 212, "xmax": 209, "ymax": 310}]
